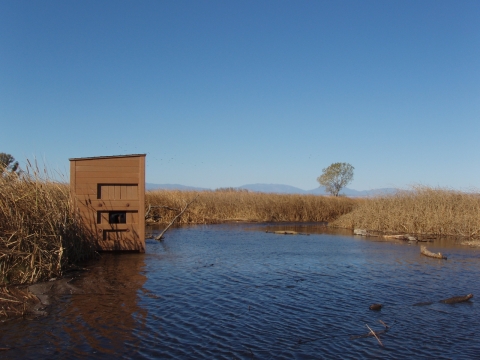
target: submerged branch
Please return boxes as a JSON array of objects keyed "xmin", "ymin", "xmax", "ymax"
[
  {"xmin": 350, "ymin": 320, "xmax": 390, "ymax": 342},
  {"xmin": 366, "ymin": 324, "xmax": 383, "ymax": 346},
  {"xmin": 155, "ymin": 195, "xmax": 199, "ymax": 241}
]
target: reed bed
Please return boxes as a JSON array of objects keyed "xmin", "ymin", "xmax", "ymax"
[
  {"xmin": 0, "ymin": 163, "xmax": 97, "ymax": 287},
  {"xmin": 0, "ymin": 285, "xmax": 38, "ymax": 318},
  {"xmin": 331, "ymin": 186, "xmax": 480, "ymax": 238},
  {"xmin": 146, "ymin": 189, "xmax": 358, "ymax": 224}
]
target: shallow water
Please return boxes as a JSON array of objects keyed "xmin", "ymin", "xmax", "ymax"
[{"xmin": 1, "ymin": 223, "xmax": 480, "ymax": 359}]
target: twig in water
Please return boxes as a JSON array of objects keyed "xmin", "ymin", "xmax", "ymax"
[
  {"xmin": 155, "ymin": 195, "xmax": 199, "ymax": 240},
  {"xmin": 366, "ymin": 324, "xmax": 383, "ymax": 346},
  {"xmin": 378, "ymin": 320, "xmax": 389, "ymax": 329}
]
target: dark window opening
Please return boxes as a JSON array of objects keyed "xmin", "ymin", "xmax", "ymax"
[{"xmin": 109, "ymin": 212, "xmax": 126, "ymax": 224}]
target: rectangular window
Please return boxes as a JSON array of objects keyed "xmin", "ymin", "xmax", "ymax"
[
  {"xmin": 97, "ymin": 211, "xmax": 138, "ymax": 224},
  {"xmin": 109, "ymin": 212, "xmax": 126, "ymax": 224}
]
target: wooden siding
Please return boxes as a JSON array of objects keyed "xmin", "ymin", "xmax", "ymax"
[
  {"xmin": 70, "ymin": 154, "xmax": 146, "ymax": 252},
  {"xmin": 75, "ymin": 177, "xmax": 140, "ymax": 185},
  {"xmin": 77, "ymin": 200, "xmax": 141, "ymax": 211},
  {"xmin": 98, "ymin": 184, "xmax": 138, "ymax": 200}
]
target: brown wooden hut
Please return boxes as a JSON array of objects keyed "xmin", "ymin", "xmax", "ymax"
[{"xmin": 70, "ymin": 154, "xmax": 146, "ymax": 252}]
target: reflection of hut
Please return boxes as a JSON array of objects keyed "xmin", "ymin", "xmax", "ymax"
[
  {"xmin": 63, "ymin": 254, "xmax": 147, "ymax": 355},
  {"xmin": 70, "ymin": 154, "xmax": 146, "ymax": 252}
]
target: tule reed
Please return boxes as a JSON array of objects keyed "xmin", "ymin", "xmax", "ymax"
[
  {"xmin": 145, "ymin": 188, "xmax": 358, "ymax": 224},
  {"xmin": 0, "ymin": 161, "xmax": 97, "ymax": 287},
  {"xmin": 331, "ymin": 186, "xmax": 480, "ymax": 238}
]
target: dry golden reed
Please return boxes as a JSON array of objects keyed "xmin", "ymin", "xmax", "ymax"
[
  {"xmin": 0, "ymin": 285, "xmax": 38, "ymax": 318},
  {"xmin": 331, "ymin": 186, "xmax": 480, "ymax": 238},
  {"xmin": 0, "ymin": 162, "xmax": 96, "ymax": 286},
  {"xmin": 145, "ymin": 189, "xmax": 358, "ymax": 224}
]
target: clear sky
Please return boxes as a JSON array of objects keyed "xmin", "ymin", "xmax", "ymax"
[{"xmin": 1, "ymin": 0, "xmax": 479, "ymax": 191}]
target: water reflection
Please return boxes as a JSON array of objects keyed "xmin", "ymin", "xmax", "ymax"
[
  {"xmin": 0, "ymin": 254, "xmax": 147, "ymax": 359},
  {"xmin": 1, "ymin": 224, "xmax": 480, "ymax": 359},
  {"xmin": 61, "ymin": 254, "xmax": 148, "ymax": 357}
]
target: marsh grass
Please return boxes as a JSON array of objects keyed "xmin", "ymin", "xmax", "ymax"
[
  {"xmin": 0, "ymin": 285, "xmax": 38, "ymax": 318},
  {"xmin": 331, "ymin": 186, "xmax": 480, "ymax": 238},
  {"xmin": 0, "ymin": 162, "xmax": 97, "ymax": 287},
  {"xmin": 146, "ymin": 189, "xmax": 358, "ymax": 224}
]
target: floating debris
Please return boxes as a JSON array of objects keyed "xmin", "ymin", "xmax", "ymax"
[
  {"xmin": 384, "ymin": 234, "xmax": 417, "ymax": 241},
  {"xmin": 350, "ymin": 320, "xmax": 390, "ymax": 345},
  {"xmin": 440, "ymin": 294, "xmax": 473, "ymax": 304},
  {"xmin": 421, "ymin": 246, "xmax": 447, "ymax": 260},
  {"xmin": 265, "ymin": 231, "xmax": 309, "ymax": 236}
]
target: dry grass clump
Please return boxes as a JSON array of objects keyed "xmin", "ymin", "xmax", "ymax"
[
  {"xmin": 0, "ymin": 163, "xmax": 97, "ymax": 286},
  {"xmin": 0, "ymin": 286, "xmax": 38, "ymax": 318},
  {"xmin": 331, "ymin": 186, "xmax": 480, "ymax": 238},
  {"xmin": 461, "ymin": 240, "xmax": 480, "ymax": 247},
  {"xmin": 146, "ymin": 189, "xmax": 358, "ymax": 224}
]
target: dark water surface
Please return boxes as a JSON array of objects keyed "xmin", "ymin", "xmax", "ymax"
[{"xmin": 2, "ymin": 223, "xmax": 480, "ymax": 359}]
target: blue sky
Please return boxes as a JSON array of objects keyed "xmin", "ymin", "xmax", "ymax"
[{"xmin": 1, "ymin": 1, "xmax": 479, "ymax": 191}]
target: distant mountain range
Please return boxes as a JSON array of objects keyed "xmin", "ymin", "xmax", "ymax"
[
  {"xmin": 146, "ymin": 183, "xmax": 398, "ymax": 197},
  {"xmin": 146, "ymin": 183, "xmax": 209, "ymax": 192}
]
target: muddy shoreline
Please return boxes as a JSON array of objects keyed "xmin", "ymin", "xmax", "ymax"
[{"xmin": 0, "ymin": 271, "xmax": 87, "ymax": 321}]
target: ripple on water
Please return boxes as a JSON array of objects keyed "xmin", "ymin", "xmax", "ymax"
[{"xmin": 1, "ymin": 224, "xmax": 479, "ymax": 359}]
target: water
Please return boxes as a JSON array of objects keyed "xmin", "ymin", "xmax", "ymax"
[{"xmin": 1, "ymin": 223, "xmax": 480, "ymax": 359}]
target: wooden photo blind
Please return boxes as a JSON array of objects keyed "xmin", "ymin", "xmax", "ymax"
[{"xmin": 70, "ymin": 154, "xmax": 146, "ymax": 252}]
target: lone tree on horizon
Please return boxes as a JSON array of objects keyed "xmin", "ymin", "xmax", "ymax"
[
  {"xmin": 0, "ymin": 153, "xmax": 19, "ymax": 174},
  {"xmin": 317, "ymin": 162, "xmax": 354, "ymax": 197}
]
